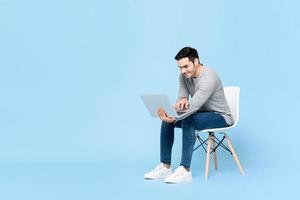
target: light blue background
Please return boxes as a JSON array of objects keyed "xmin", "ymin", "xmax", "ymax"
[{"xmin": 0, "ymin": 0, "xmax": 299, "ymax": 199}]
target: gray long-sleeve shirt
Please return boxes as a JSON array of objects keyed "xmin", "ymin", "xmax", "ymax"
[{"xmin": 176, "ymin": 66, "xmax": 233, "ymax": 126}]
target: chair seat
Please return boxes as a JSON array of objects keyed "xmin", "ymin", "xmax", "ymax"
[{"xmin": 197, "ymin": 124, "xmax": 237, "ymax": 134}]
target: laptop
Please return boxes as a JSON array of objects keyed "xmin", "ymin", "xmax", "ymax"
[{"xmin": 140, "ymin": 94, "xmax": 191, "ymax": 120}]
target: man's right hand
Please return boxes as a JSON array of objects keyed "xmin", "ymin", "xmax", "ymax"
[{"xmin": 175, "ymin": 97, "xmax": 189, "ymax": 112}]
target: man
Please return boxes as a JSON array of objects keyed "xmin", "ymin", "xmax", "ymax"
[{"xmin": 144, "ymin": 47, "xmax": 234, "ymax": 183}]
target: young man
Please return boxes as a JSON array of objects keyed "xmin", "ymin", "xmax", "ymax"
[{"xmin": 144, "ymin": 47, "xmax": 234, "ymax": 184}]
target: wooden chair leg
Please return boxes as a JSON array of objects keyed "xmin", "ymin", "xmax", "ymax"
[
  {"xmin": 205, "ymin": 134, "xmax": 212, "ymax": 179},
  {"xmin": 212, "ymin": 133, "xmax": 218, "ymax": 171},
  {"xmin": 224, "ymin": 133, "xmax": 244, "ymax": 175}
]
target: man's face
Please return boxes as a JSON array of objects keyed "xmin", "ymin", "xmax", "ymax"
[{"xmin": 177, "ymin": 57, "xmax": 196, "ymax": 78}]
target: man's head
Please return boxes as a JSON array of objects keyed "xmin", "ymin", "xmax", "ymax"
[{"xmin": 175, "ymin": 47, "xmax": 200, "ymax": 78}]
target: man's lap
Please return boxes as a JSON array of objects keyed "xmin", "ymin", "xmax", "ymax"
[{"xmin": 173, "ymin": 111, "xmax": 229, "ymax": 131}]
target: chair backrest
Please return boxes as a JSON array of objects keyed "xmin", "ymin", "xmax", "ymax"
[{"xmin": 223, "ymin": 87, "xmax": 240, "ymax": 126}]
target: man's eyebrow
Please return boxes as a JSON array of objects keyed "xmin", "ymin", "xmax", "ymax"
[{"xmin": 178, "ymin": 65, "xmax": 188, "ymax": 68}]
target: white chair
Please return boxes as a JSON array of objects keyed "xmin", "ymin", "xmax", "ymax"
[{"xmin": 193, "ymin": 86, "xmax": 244, "ymax": 179}]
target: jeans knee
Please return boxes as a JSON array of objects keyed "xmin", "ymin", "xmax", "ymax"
[
  {"xmin": 161, "ymin": 121, "xmax": 174, "ymax": 129},
  {"xmin": 182, "ymin": 115, "xmax": 194, "ymax": 128}
]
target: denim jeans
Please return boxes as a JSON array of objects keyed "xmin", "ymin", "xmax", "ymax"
[{"xmin": 160, "ymin": 111, "xmax": 229, "ymax": 169}]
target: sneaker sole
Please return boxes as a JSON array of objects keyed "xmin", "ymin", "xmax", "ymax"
[
  {"xmin": 165, "ymin": 177, "xmax": 192, "ymax": 184},
  {"xmin": 144, "ymin": 172, "xmax": 173, "ymax": 180}
]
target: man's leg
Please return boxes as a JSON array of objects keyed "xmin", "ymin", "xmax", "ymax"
[
  {"xmin": 160, "ymin": 120, "xmax": 182, "ymax": 167},
  {"xmin": 144, "ymin": 120, "xmax": 182, "ymax": 180},
  {"xmin": 180, "ymin": 115, "xmax": 196, "ymax": 170},
  {"xmin": 193, "ymin": 112, "xmax": 229, "ymax": 131},
  {"xmin": 163, "ymin": 117, "xmax": 194, "ymax": 183},
  {"xmin": 180, "ymin": 112, "xmax": 229, "ymax": 170}
]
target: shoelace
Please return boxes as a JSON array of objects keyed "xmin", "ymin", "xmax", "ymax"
[
  {"xmin": 170, "ymin": 167, "xmax": 186, "ymax": 178},
  {"xmin": 152, "ymin": 164, "xmax": 164, "ymax": 173}
]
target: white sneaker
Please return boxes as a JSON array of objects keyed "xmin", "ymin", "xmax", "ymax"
[
  {"xmin": 164, "ymin": 166, "xmax": 192, "ymax": 183},
  {"xmin": 144, "ymin": 163, "xmax": 173, "ymax": 179}
]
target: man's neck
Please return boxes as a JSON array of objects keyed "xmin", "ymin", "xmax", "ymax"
[{"xmin": 192, "ymin": 64, "xmax": 203, "ymax": 78}]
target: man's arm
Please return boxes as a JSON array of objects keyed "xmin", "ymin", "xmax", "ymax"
[
  {"xmin": 176, "ymin": 74, "xmax": 189, "ymax": 102},
  {"xmin": 175, "ymin": 77, "xmax": 217, "ymax": 121},
  {"xmin": 189, "ymin": 78, "xmax": 216, "ymax": 111}
]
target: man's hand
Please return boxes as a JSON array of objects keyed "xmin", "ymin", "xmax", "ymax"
[
  {"xmin": 157, "ymin": 107, "xmax": 176, "ymax": 124},
  {"xmin": 175, "ymin": 97, "xmax": 189, "ymax": 112}
]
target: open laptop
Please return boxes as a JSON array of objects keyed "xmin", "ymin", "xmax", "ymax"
[{"xmin": 140, "ymin": 94, "xmax": 191, "ymax": 120}]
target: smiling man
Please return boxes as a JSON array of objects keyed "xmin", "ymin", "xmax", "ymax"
[{"xmin": 144, "ymin": 47, "xmax": 234, "ymax": 183}]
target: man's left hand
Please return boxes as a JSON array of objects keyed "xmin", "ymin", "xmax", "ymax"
[{"xmin": 157, "ymin": 107, "xmax": 176, "ymax": 124}]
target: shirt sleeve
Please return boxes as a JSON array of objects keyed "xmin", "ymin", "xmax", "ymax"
[
  {"xmin": 174, "ymin": 76, "xmax": 217, "ymax": 122},
  {"xmin": 185, "ymin": 76, "xmax": 217, "ymax": 118},
  {"xmin": 189, "ymin": 77, "xmax": 217, "ymax": 111},
  {"xmin": 176, "ymin": 74, "xmax": 189, "ymax": 102}
]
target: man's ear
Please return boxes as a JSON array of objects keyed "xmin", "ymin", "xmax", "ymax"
[{"xmin": 194, "ymin": 58, "xmax": 199, "ymax": 66}]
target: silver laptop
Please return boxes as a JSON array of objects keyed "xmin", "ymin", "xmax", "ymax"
[{"xmin": 140, "ymin": 94, "xmax": 190, "ymax": 120}]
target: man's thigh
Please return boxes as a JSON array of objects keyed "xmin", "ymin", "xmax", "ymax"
[{"xmin": 192, "ymin": 112, "xmax": 228, "ymax": 131}]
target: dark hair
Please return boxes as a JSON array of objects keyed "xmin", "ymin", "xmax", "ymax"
[{"xmin": 174, "ymin": 47, "xmax": 200, "ymax": 64}]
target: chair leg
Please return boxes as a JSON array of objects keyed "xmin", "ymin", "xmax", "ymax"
[
  {"xmin": 205, "ymin": 134, "xmax": 212, "ymax": 179},
  {"xmin": 212, "ymin": 133, "xmax": 218, "ymax": 171},
  {"xmin": 224, "ymin": 133, "xmax": 244, "ymax": 175}
]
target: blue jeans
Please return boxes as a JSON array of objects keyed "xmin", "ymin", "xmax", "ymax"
[{"xmin": 160, "ymin": 111, "xmax": 229, "ymax": 169}]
